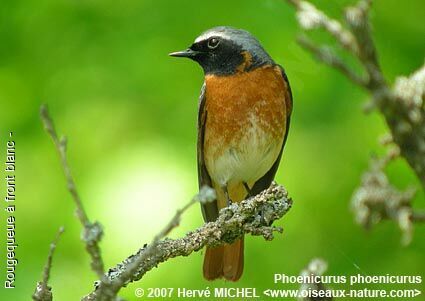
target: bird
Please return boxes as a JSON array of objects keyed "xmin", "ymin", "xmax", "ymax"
[{"xmin": 170, "ymin": 26, "xmax": 292, "ymax": 282}]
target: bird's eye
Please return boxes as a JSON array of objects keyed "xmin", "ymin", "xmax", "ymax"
[{"xmin": 207, "ymin": 37, "xmax": 220, "ymax": 49}]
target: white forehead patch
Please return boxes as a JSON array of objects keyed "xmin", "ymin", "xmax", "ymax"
[{"xmin": 194, "ymin": 30, "xmax": 232, "ymax": 43}]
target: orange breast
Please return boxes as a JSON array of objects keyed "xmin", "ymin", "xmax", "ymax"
[{"xmin": 203, "ymin": 65, "xmax": 288, "ymax": 186}]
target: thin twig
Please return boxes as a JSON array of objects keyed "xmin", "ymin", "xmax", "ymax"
[
  {"xmin": 286, "ymin": 0, "xmax": 425, "ymax": 188},
  {"xmin": 32, "ymin": 227, "xmax": 65, "ymax": 301},
  {"xmin": 297, "ymin": 35, "xmax": 367, "ymax": 86},
  {"xmin": 285, "ymin": 0, "xmax": 425, "ymax": 243},
  {"xmin": 40, "ymin": 105, "xmax": 105, "ymax": 278},
  {"xmin": 83, "ymin": 183, "xmax": 292, "ymax": 301},
  {"xmin": 95, "ymin": 186, "xmax": 215, "ymax": 299},
  {"xmin": 345, "ymin": 1, "xmax": 387, "ymax": 93},
  {"xmin": 287, "ymin": 0, "xmax": 359, "ymax": 55}
]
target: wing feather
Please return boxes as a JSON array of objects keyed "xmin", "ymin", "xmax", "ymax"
[{"xmin": 197, "ymin": 83, "xmax": 219, "ymax": 222}]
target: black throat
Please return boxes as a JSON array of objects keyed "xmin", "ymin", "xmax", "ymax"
[{"xmin": 191, "ymin": 40, "xmax": 271, "ymax": 76}]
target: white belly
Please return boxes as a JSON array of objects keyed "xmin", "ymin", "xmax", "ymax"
[{"xmin": 205, "ymin": 115, "xmax": 283, "ymax": 186}]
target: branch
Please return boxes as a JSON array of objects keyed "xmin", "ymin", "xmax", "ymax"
[
  {"xmin": 285, "ymin": 0, "xmax": 425, "ymax": 244},
  {"xmin": 40, "ymin": 105, "xmax": 105, "ymax": 278},
  {"xmin": 88, "ymin": 186, "xmax": 216, "ymax": 300},
  {"xmin": 286, "ymin": 0, "xmax": 425, "ymax": 189},
  {"xmin": 297, "ymin": 35, "xmax": 367, "ymax": 86},
  {"xmin": 287, "ymin": 0, "xmax": 359, "ymax": 55},
  {"xmin": 32, "ymin": 227, "xmax": 65, "ymax": 301},
  {"xmin": 351, "ymin": 150, "xmax": 417, "ymax": 245},
  {"xmin": 39, "ymin": 106, "xmax": 292, "ymax": 300},
  {"xmin": 83, "ymin": 183, "xmax": 292, "ymax": 301}
]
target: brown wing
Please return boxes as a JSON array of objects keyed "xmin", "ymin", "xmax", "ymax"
[
  {"xmin": 250, "ymin": 65, "xmax": 293, "ymax": 196},
  {"xmin": 197, "ymin": 83, "xmax": 219, "ymax": 222}
]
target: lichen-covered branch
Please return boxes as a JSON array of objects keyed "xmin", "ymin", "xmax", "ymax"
[
  {"xmin": 285, "ymin": 0, "xmax": 425, "ymax": 243},
  {"xmin": 40, "ymin": 105, "xmax": 105, "ymax": 278},
  {"xmin": 32, "ymin": 227, "xmax": 65, "ymax": 301},
  {"xmin": 86, "ymin": 186, "xmax": 216, "ymax": 300},
  {"xmin": 351, "ymin": 151, "xmax": 418, "ymax": 245},
  {"xmin": 39, "ymin": 106, "xmax": 292, "ymax": 300},
  {"xmin": 286, "ymin": 0, "xmax": 425, "ymax": 189},
  {"xmin": 83, "ymin": 183, "xmax": 292, "ymax": 301}
]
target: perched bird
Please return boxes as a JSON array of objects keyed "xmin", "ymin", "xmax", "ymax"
[{"xmin": 170, "ymin": 26, "xmax": 292, "ymax": 281}]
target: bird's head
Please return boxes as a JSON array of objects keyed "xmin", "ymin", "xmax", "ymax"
[{"xmin": 170, "ymin": 26, "xmax": 274, "ymax": 76}]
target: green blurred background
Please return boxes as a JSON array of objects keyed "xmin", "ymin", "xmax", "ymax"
[{"xmin": 1, "ymin": 0, "xmax": 424, "ymax": 300}]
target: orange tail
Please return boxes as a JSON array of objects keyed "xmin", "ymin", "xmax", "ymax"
[
  {"xmin": 223, "ymin": 238, "xmax": 244, "ymax": 281},
  {"xmin": 203, "ymin": 182, "xmax": 246, "ymax": 281},
  {"xmin": 203, "ymin": 238, "xmax": 244, "ymax": 281},
  {"xmin": 203, "ymin": 245, "xmax": 224, "ymax": 280}
]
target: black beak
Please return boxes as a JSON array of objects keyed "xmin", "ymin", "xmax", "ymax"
[{"xmin": 169, "ymin": 48, "xmax": 199, "ymax": 58}]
